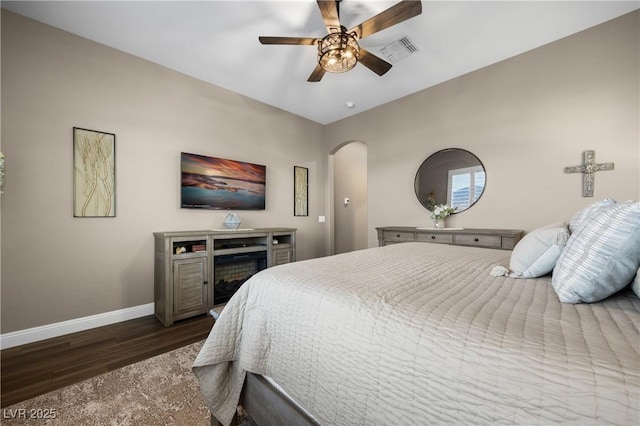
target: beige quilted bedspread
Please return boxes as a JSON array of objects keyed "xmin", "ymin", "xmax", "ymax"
[{"xmin": 193, "ymin": 243, "xmax": 640, "ymax": 425}]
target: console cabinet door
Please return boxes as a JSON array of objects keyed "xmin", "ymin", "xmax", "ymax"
[
  {"xmin": 271, "ymin": 248, "xmax": 293, "ymax": 266},
  {"xmin": 173, "ymin": 256, "xmax": 209, "ymax": 318}
]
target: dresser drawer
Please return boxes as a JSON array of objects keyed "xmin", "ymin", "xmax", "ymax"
[
  {"xmin": 454, "ymin": 234, "xmax": 502, "ymax": 248},
  {"xmin": 416, "ymin": 233, "xmax": 454, "ymax": 244},
  {"xmin": 383, "ymin": 231, "xmax": 415, "ymax": 243}
]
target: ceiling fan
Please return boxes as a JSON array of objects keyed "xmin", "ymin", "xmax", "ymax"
[{"xmin": 259, "ymin": 0, "xmax": 422, "ymax": 82}]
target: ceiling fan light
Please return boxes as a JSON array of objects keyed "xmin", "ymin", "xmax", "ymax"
[{"xmin": 318, "ymin": 31, "xmax": 360, "ymax": 73}]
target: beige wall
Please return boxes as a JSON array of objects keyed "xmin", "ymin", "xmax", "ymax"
[
  {"xmin": 0, "ymin": 11, "xmax": 326, "ymax": 333},
  {"xmin": 1, "ymin": 10, "xmax": 639, "ymax": 334},
  {"xmin": 325, "ymin": 11, "xmax": 640, "ymax": 247}
]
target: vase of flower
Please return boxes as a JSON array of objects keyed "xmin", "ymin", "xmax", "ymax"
[{"xmin": 431, "ymin": 203, "xmax": 457, "ymax": 229}]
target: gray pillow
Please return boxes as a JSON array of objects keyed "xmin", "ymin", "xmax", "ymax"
[
  {"xmin": 509, "ymin": 223, "xmax": 569, "ymax": 278},
  {"xmin": 632, "ymin": 268, "xmax": 640, "ymax": 298},
  {"xmin": 552, "ymin": 201, "xmax": 640, "ymax": 303}
]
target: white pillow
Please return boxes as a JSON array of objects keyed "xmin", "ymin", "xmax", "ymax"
[
  {"xmin": 632, "ymin": 268, "xmax": 640, "ymax": 298},
  {"xmin": 552, "ymin": 201, "xmax": 640, "ymax": 303},
  {"xmin": 509, "ymin": 223, "xmax": 569, "ymax": 278},
  {"xmin": 568, "ymin": 198, "xmax": 616, "ymax": 233}
]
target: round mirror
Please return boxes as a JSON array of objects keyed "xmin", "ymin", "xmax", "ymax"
[{"xmin": 414, "ymin": 148, "xmax": 486, "ymax": 214}]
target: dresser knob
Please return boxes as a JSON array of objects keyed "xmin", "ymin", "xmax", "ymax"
[
  {"xmin": 396, "ymin": 234, "xmax": 400, "ymax": 238},
  {"xmin": 474, "ymin": 238, "xmax": 479, "ymax": 242},
  {"xmin": 431, "ymin": 236, "xmax": 436, "ymax": 240}
]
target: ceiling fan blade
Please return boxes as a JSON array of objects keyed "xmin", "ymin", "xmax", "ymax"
[
  {"xmin": 317, "ymin": 0, "xmax": 341, "ymax": 34},
  {"xmin": 358, "ymin": 48, "xmax": 393, "ymax": 76},
  {"xmin": 307, "ymin": 63, "xmax": 326, "ymax": 82},
  {"xmin": 259, "ymin": 36, "xmax": 318, "ymax": 45},
  {"xmin": 349, "ymin": 0, "xmax": 422, "ymax": 39}
]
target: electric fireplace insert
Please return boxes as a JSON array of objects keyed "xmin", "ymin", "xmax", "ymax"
[{"xmin": 213, "ymin": 250, "xmax": 267, "ymax": 305}]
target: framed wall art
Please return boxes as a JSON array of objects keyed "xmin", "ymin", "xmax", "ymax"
[
  {"xmin": 73, "ymin": 127, "xmax": 116, "ymax": 217},
  {"xmin": 181, "ymin": 152, "xmax": 266, "ymax": 210},
  {"xmin": 294, "ymin": 166, "xmax": 308, "ymax": 216}
]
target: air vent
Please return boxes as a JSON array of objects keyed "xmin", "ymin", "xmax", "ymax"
[{"xmin": 379, "ymin": 36, "xmax": 419, "ymax": 63}]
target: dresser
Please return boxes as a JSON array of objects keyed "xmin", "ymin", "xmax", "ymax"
[{"xmin": 376, "ymin": 226, "xmax": 524, "ymax": 250}]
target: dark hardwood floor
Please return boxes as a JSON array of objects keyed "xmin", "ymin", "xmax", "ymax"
[{"xmin": 1, "ymin": 313, "xmax": 215, "ymax": 408}]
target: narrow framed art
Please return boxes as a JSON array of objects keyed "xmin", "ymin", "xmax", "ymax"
[
  {"xmin": 73, "ymin": 127, "xmax": 116, "ymax": 217},
  {"xmin": 294, "ymin": 166, "xmax": 308, "ymax": 216}
]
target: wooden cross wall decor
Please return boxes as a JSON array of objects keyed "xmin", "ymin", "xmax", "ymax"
[{"xmin": 564, "ymin": 150, "xmax": 614, "ymax": 197}]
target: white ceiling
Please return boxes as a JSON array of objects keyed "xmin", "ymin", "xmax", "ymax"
[{"xmin": 3, "ymin": 1, "xmax": 638, "ymax": 124}]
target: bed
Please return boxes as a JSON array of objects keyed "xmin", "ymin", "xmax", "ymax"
[{"xmin": 192, "ymin": 242, "xmax": 640, "ymax": 425}]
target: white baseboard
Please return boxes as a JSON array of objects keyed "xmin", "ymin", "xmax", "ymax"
[{"xmin": 0, "ymin": 303, "xmax": 155, "ymax": 350}]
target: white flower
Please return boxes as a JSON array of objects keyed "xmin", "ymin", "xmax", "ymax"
[
  {"xmin": 0, "ymin": 151, "xmax": 4, "ymax": 190},
  {"xmin": 431, "ymin": 203, "xmax": 457, "ymax": 219}
]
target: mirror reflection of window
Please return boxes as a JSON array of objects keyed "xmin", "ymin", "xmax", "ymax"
[
  {"xmin": 414, "ymin": 148, "xmax": 486, "ymax": 214},
  {"xmin": 447, "ymin": 166, "xmax": 486, "ymax": 210}
]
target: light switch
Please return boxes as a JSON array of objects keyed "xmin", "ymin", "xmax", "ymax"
[
  {"xmin": 318, "ymin": 216, "xmax": 326, "ymax": 223},
  {"xmin": 344, "ymin": 197, "xmax": 350, "ymax": 206}
]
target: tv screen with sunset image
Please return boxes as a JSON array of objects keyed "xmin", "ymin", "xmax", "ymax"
[{"xmin": 181, "ymin": 152, "xmax": 266, "ymax": 210}]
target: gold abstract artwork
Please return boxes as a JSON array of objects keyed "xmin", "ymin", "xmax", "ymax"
[
  {"xmin": 294, "ymin": 166, "xmax": 308, "ymax": 216},
  {"xmin": 73, "ymin": 127, "xmax": 115, "ymax": 217}
]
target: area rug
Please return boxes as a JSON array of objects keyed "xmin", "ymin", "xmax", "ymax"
[{"xmin": 3, "ymin": 341, "xmax": 211, "ymax": 425}]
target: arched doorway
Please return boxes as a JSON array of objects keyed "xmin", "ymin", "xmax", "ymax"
[{"xmin": 331, "ymin": 141, "xmax": 368, "ymax": 254}]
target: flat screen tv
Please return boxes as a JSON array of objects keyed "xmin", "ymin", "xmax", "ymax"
[{"xmin": 181, "ymin": 152, "xmax": 266, "ymax": 210}]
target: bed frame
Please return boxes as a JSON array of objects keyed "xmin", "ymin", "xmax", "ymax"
[{"xmin": 211, "ymin": 373, "xmax": 320, "ymax": 426}]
